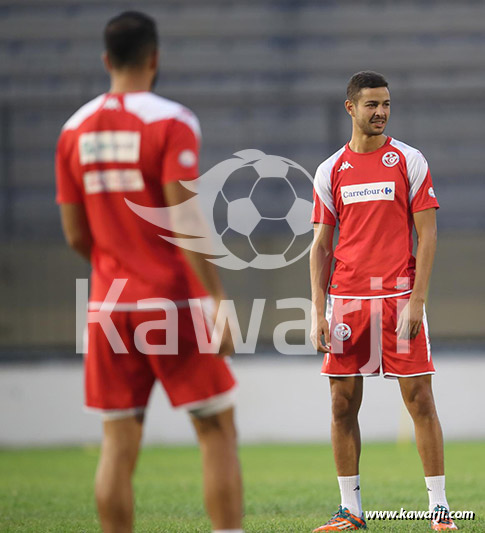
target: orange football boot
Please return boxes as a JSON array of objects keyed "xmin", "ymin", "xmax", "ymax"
[
  {"xmin": 431, "ymin": 505, "xmax": 458, "ymax": 530},
  {"xmin": 313, "ymin": 505, "xmax": 367, "ymax": 531}
]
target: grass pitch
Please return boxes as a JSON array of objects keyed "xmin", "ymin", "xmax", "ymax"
[{"xmin": 0, "ymin": 441, "xmax": 483, "ymax": 532}]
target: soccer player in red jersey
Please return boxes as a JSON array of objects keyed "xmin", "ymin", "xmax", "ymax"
[
  {"xmin": 56, "ymin": 12, "xmax": 243, "ymax": 533},
  {"xmin": 310, "ymin": 72, "xmax": 457, "ymax": 531}
]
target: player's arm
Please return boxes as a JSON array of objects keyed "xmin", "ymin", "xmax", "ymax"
[
  {"xmin": 59, "ymin": 203, "xmax": 93, "ymax": 261},
  {"xmin": 56, "ymin": 132, "xmax": 92, "ymax": 261},
  {"xmin": 163, "ymin": 181, "xmax": 226, "ymax": 300},
  {"xmin": 396, "ymin": 207, "xmax": 437, "ymax": 340},
  {"xmin": 163, "ymin": 180, "xmax": 232, "ymax": 357},
  {"xmin": 310, "ymin": 223, "xmax": 334, "ymax": 352}
]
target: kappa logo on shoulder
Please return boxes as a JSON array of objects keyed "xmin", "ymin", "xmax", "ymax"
[
  {"xmin": 382, "ymin": 151, "xmax": 400, "ymax": 167},
  {"xmin": 102, "ymin": 97, "xmax": 121, "ymax": 111},
  {"xmin": 337, "ymin": 161, "xmax": 354, "ymax": 172}
]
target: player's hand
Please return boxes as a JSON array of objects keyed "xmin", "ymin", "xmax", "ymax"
[
  {"xmin": 311, "ymin": 311, "xmax": 331, "ymax": 353},
  {"xmin": 396, "ymin": 297, "xmax": 424, "ymax": 340},
  {"xmin": 212, "ymin": 297, "xmax": 234, "ymax": 358}
]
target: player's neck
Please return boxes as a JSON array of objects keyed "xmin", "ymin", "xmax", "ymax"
[
  {"xmin": 109, "ymin": 72, "xmax": 153, "ymax": 94},
  {"xmin": 348, "ymin": 133, "xmax": 387, "ymax": 154}
]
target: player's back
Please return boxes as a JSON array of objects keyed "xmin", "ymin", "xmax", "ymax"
[{"xmin": 56, "ymin": 92, "xmax": 206, "ymax": 304}]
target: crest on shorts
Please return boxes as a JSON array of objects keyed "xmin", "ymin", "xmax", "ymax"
[{"xmin": 333, "ymin": 323, "xmax": 352, "ymax": 341}]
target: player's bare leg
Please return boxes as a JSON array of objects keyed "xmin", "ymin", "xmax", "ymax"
[
  {"xmin": 191, "ymin": 407, "xmax": 243, "ymax": 530},
  {"xmin": 398, "ymin": 374, "xmax": 444, "ymax": 476},
  {"xmin": 329, "ymin": 376, "xmax": 363, "ymax": 476},
  {"xmin": 399, "ymin": 375, "xmax": 457, "ymax": 529},
  {"xmin": 95, "ymin": 415, "xmax": 143, "ymax": 533},
  {"xmin": 312, "ymin": 377, "xmax": 366, "ymax": 531}
]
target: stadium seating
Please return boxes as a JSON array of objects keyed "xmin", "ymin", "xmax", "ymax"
[{"xmin": 0, "ymin": 1, "xmax": 484, "ymax": 347}]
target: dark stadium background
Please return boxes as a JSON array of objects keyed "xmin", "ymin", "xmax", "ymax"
[{"xmin": 0, "ymin": 2, "xmax": 484, "ymax": 446}]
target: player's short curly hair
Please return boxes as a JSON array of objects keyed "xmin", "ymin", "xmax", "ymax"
[
  {"xmin": 104, "ymin": 11, "xmax": 158, "ymax": 69},
  {"xmin": 346, "ymin": 71, "xmax": 389, "ymax": 102}
]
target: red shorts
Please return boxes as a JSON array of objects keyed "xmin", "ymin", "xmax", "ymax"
[
  {"xmin": 84, "ymin": 299, "xmax": 236, "ymax": 417},
  {"xmin": 322, "ymin": 295, "xmax": 435, "ymax": 378}
]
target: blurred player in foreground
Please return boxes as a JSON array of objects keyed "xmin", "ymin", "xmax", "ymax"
[
  {"xmin": 310, "ymin": 71, "xmax": 457, "ymax": 530},
  {"xmin": 56, "ymin": 12, "xmax": 243, "ymax": 533}
]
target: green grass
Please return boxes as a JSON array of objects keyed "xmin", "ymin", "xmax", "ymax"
[{"xmin": 0, "ymin": 441, "xmax": 483, "ymax": 532}]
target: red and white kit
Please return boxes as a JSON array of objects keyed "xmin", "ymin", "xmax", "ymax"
[
  {"xmin": 312, "ymin": 137, "xmax": 439, "ymax": 377},
  {"xmin": 56, "ymin": 92, "xmax": 236, "ymax": 415}
]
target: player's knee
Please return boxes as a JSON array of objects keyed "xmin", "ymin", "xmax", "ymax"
[
  {"xmin": 95, "ymin": 473, "xmax": 120, "ymax": 510},
  {"xmin": 102, "ymin": 436, "xmax": 141, "ymax": 472},
  {"xmin": 403, "ymin": 386, "xmax": 436, "ymax": 419},
  {"xmin": 95, "ymin": 478, "xmax": 113, "ymax": 506},
  {"xmin": 95, "ymin": 484, "xmax": 132, "ymax": 531},
  {"xmin": 117, "ymin": 444, "xmax": 139, "ymax": 469},
  {"xmin": 331, "ymin": 394, "xmax": 359, "ymax": 422}
]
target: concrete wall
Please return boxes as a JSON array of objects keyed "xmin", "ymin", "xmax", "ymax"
[{"xmin": 1, "ymin": 354, "xmax": 484, "ymax": 447}]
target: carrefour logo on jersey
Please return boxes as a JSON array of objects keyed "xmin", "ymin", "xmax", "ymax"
[{"xmin": 340, "ymin": 181, "xmax": 395, "ymax": 205}]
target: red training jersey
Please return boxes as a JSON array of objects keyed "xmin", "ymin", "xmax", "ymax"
[
  {"xmin": 56, "ymin": 92, "xmax": 207, "ymax": 304},
  {"xmin": 311, "ymin": 137, "xmax": 439, "ymax": 298}
]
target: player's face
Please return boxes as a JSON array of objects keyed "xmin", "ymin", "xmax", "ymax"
[{"xmin": 350, "ymin": 87, "xmax": 391, "ymax": 136}]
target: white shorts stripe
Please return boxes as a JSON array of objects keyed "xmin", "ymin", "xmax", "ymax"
[
  {"xmin": 87, "ymin": 298, "xmax": 209, "ymax": 312},
  {"xmin": 183, "ymin": 386, "xmax": 237, "ymax": 418},
  {"xmin": 321, "ymin": 372, "xmax": 380, "ymax": 378},
  {"xmin": 329, "ymin": 290, "xmax": 412, "ymax": 300},
  {"xmin": 422, "ymin": 305, "xmax": 431, "ymax": 362},
  {"xmin": 384, "ymin": 371, "xmax": 435, "ymax": 379}
]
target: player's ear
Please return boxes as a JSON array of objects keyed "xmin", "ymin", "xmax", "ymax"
[
  {"xmin": 149, "ymin": 49, "xmax": 159, "ymax": 70},
  {"xmin": 344, "ymin": 99, "xmax": 354, "ymax": 117},
  {"xmin": 102, "ymin": 51, "xmax": 112, "ymax": 73}
]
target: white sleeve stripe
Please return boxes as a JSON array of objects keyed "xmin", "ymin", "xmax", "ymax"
[
  {"xmin": 62, "ymin": 95, "xmax": 105, "ymax": 131},
  {"xmin": 313, "ymin": 146, "xmax": 345, "ymax": 220},
  {"xmin": 314, "ymin": 181, "xmax": 337, "ymax": 220},
  {"xmin": 389, "ymin": 138, "xmax": 429, "ymax": 203},
  {"xmin": 124, "ymin": 93, "xmax": 201, "ymax": 139},
  {"xmin": 62, "ymin": 94, "xmax": 202, "ymax": 140}
]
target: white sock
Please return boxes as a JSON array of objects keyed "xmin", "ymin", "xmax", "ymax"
[
  {"xmin": 338, "ymin": 475, "xmax": 362, "ymax": 517},
  {"xmin": 425, "ymin": 475, "xmax": 449, "ymax": 512},
  {"xmin": 213, "ymin": 530, "xmax": 244, "ymax": 533}
]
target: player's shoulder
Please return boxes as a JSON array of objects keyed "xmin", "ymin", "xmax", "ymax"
[
  {"xmin": 389, "ymin": 137, "xmax": 428, "ymax": 166},
  {"xmin": 315, "ymin": 145, "xmax": 347, "ymax": 180},
  {"xmin": 62, "ymin": 94, "xmax": 105, "ymax": 132},
  {"xmin": 124, "ymin": 92, "xmax": 201, "ymax": 137}
]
